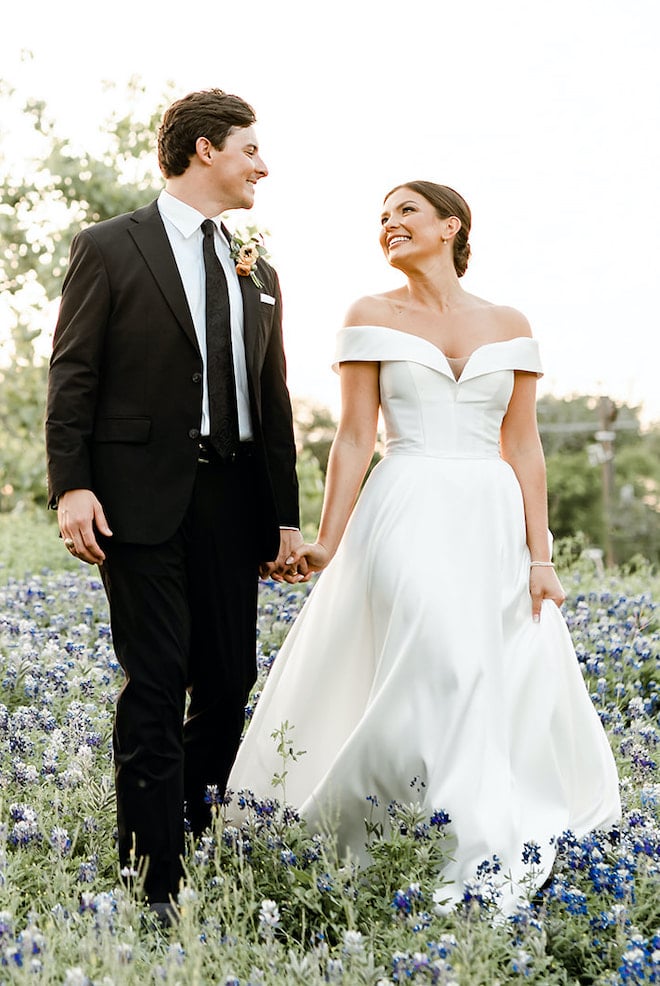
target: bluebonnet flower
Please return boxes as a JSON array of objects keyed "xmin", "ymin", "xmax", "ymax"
[
  {"xmin": 511, "ymin": 948, "xmax": 533, "ymax": 975},
  {"xmin": 558, "ymin": 884, "xmax": 588, "ymax": 916},
  {"xmin": 430, "ymin": 809, "xmax": 451, "ymax": 828},
  {"xmin": 325, "ymin": 958, "xmax": 344, "ymax": 982},
  {"xmin": 15, "ymin": 922, "xmax": 46, "ymax": 963},
  {"xmin": 392, "ymin": 884, "xmax": 423, "ymax": 917},
  {"xmin": 317, "ymin": 873, "xmax": 334, "ymax": 893},
  {"xmin": 12, "ymin": 760, "xmax": 38, "ymax": 785},
  {"xmin": 0, "ymin": 909, "xmax": 13, "ymax": 938},
  {"xmin": 476, "ymin": 854, "xmax": 501, "ymax": 876},
  {"xmin": 462, "ymin": 876, "xmax": 502, "ymax": 911},
  {"xmin": 50, "ymin": 826, "xmax": 72, "ymax": 855},
  {"xmin": 618, "ymin": 933, "xmax": 660, "ymax": 982},
  {"xmin": 522, "ymin": 841, "xmax": 542, "ymax": 865},
  {"xmin": 77, "ymin": 858, "xmax": 97, "ymax": 884},
  {"xmin": 8, "ymin": 804, "xmax": 40, "ymax": 846},
  {"xmin": 411, "ymin": 911, "xmax": 432, "ymax": 933},
  {"xmin": 204, "ymin": 784, "xmax": 223, "ymax": 806}
]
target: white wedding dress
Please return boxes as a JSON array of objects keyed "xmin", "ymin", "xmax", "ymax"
[{"xmin": 227, "ymin": 326, "xmax": 621, "ymax": 909}]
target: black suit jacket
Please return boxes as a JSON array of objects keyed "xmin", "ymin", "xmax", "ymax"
[{"xmin": 46, "ymin": 200, "xmax": 299, "ymax": 557}]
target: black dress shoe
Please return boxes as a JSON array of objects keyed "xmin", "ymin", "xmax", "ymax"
[{"xmin": 148, "ymin": 901, "xmax": 179, "ymax": 928}]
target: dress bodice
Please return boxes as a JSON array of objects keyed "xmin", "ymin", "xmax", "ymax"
[{"xmin": 334, "ymin": 326, "xmax": 543, "ymax": 459}]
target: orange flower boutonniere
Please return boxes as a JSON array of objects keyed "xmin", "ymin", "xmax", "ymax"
[{"xmin": 229, "ymin": 227, "xmax": 269, "ymax": 289}]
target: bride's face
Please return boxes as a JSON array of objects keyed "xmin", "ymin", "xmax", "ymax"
[{"xmin": 379, "ymin": 190, "xmax": 446, "ymax": 268}]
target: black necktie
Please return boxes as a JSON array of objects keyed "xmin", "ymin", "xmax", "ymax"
[{"xmin": 201, "ymin": 219, "xmax": 239, "ymax": 458}]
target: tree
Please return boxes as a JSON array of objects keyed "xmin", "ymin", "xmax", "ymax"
[
  {"xmin": 539, "ymin": 394, "xmax": 660, "ymax": 564},
  {"xmin": 291, "ymin": 398, "xmax": 337, "ymax": 476},
  {"xmin": 0, "ymin": 79, "xmax": 170, "ymax": 510}
]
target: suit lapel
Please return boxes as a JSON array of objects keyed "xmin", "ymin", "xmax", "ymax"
[{"xmin": 128, "ymin": 201, "xmax": 199, "ymax": 353}]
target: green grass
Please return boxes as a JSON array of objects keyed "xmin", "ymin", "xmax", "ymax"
[{"xmin": 0, "ymin": 507, "xmax": 84, "ymax": 579}]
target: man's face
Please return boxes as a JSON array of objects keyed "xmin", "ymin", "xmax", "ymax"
[{"xmin": 210, "ymin": 125, "xmax": 268, "ymax": 210}]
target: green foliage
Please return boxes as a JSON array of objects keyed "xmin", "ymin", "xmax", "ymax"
[
  {"xmin": 293, "ymin": 399, "xmax": 337, "ymax": 476},
  {"xmin": 0, "ymin": 79, "xmax": 170, "ymax": 516},
  {"xmin": 540, "ymin": 393, "xmax": 660, "ymax": 564},
  {"xmin": 0, "ymin": 507, "xmax": 80, "ymax": 577},
  {"xmin": 0, "ymin": 78, "xmax": 167, "ymax": 301},
  {"xmin": 296, "ymin": 448, "xmax": 324, "ymax": 541},
  {"xmin": 0, "ymin": 317, "xmax": 49, "ymax": 511},
  {"xmin": 546, "ymin": 449, "xmax": 605, "ymax": 544}
]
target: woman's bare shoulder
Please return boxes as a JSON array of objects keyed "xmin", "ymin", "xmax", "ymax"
[
  {"xmin": 488, "ymin": 303, "xmax": 533, "ymax": 339},
  {"xmin": 342, "ymin": 290, "xmax": 403, "ymax": 328}
]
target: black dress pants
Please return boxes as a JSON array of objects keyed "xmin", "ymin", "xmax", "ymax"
[{"xmin": 100, "ymin": 448, "xmax": 261, "ymax": 902}]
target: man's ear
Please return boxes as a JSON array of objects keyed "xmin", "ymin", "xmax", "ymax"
[{"xmin": 195, "ymin": 136, "xmax": 215, "ymax": 165}]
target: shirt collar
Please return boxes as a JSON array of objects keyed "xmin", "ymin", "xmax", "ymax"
[{"xmin": 158, "ymin": 190, "xmax": 230, "ymax": 244}]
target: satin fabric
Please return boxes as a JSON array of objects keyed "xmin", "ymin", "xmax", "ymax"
[{"xmin": 227, "ymin": 326, "xmax": 621, "ymax": 910}]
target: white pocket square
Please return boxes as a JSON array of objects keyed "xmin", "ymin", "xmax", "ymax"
[{"xmin": 260, "ymin": 293, "xmax": 276, "ymax": 305}]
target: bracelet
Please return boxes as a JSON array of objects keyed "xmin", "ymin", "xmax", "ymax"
[{"xmin": 530, "ymin": 560, "xmax": 555, "ymax": 568}]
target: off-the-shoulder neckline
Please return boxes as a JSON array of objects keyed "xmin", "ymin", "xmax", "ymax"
[{"xmin": 341, "ymin": 325, "xmax": 534, "ymax": 364}]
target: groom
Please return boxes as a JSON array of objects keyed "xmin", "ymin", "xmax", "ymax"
[{"xmin": 45, "ymin": 89, "xmax": 301, "ymax": 917}]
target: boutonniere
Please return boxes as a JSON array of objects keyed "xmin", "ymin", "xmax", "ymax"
[{"xmin": 229, "ymin": 226, "xmax": 269, "ymax": 289}]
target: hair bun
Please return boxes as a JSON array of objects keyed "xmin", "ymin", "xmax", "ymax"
[{"xmin": 454, "ymin": 240, "xmax": 471, "ymax": 278}]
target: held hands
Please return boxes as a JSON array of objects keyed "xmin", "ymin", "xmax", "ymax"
[
  {"xmin": 529, "ymin": 565, "xmax": 566, "ymax": 623},
  {"xmin": 259, "ymin": 532, "xmax": 333, "ymax": 584},
  {"xmin": 281, "ymin": 541, "xmax": 333, "ymax": 583},
  {"xmin": 259, "ymin": 528, "xmax": 306, "ymax": 582},
  {"xmin": 58, "ymin": 489, "xmax": 113, "ymax": 565}
]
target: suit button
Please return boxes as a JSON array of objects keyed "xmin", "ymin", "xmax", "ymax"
[
  {"xmin": 192, "ymin": 372, "xmax": 202, "ymax": 384},
  {"xmin": 188, "ymin": 428, "xmax": 200, "ymax": 439}
]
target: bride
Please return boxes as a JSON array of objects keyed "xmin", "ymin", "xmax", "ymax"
[{"xmin": 226, "ymin": 180, "xmax": 621, "ymax": 910}]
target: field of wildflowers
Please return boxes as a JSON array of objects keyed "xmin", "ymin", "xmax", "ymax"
[{"xmin": 0, "ymin": 546, "xmax": 659, "ymax": 984}]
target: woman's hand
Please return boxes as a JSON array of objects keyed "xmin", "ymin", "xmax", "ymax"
[
  {"xmin": 530, "ymin": 566, "xmax": 566, "ymax": 622},
  {"xmin": 283, "ymin": 542, "xmax": 333, "ymax": 582}
]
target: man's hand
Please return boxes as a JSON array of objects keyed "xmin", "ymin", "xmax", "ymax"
[
  {"xmin": 259, "ymin": 528, "xmax": 306, "ymax": 582},
  {"xmin": 58, "ymin": 489, "xmax": 113, "ymax": 565}
]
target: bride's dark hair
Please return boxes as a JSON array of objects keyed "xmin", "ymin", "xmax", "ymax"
[{"xmin": 384, "ymin": 181, "xmax": 472, "ymax": 277}]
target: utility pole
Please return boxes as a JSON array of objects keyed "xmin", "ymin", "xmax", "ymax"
[{"xmin": 596, "ymin": 396, "xmax": 618, "ymax": 567}]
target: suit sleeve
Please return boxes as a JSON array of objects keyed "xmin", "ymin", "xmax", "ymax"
[
  {"xmin": 259, "ymin": 269, "xmax": 300, "ymax": 529},
  {"xmin": 45, "ymin": 230, "xmax": 110, "ymax": 506}
]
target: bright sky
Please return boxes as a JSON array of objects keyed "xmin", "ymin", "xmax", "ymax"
[{"xmin": 3, "ymin": 0, "xmax": 659, "ymax": 421}]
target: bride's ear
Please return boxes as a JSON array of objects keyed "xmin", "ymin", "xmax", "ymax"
[{"xmin": 442, "ymin": 216, "xmax": 462, "ymax": 241}]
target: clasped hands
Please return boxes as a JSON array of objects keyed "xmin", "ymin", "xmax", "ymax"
[{"xmin": 260, "ymin": 532, "xmax": 331, "ymax": 584}]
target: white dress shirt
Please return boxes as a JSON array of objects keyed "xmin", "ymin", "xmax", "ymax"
[{"xmin": 157, "ymin": 189, "xmax": 253, "ymax": 441}]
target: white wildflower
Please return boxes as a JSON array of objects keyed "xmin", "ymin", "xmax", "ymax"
[{"xmin": 258, "ymin": 898, "xmax": 280, "ymax": 928}]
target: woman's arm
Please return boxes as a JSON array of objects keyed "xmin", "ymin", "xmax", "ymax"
[
  {"xmin": 500, "ymin": 370, "xmax": 566, "ymax": 619},
  {"xmin": 290, "ymin": 359, "xmax": 380, "ymax": 578}
]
